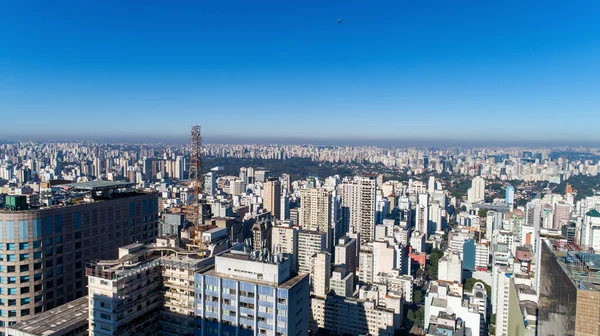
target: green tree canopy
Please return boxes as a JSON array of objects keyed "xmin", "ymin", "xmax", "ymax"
[
  {"xmin": 464, "ymin": 278, "xmax": 492, "ymax": 297},
  {"xmin": 478, "ymin": 209, "xmax": 489, "ymax": 218}
]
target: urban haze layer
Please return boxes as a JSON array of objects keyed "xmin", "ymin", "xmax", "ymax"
[{"xmin": 1, "ymin": 136, "xmax": 600, "ymax": 336}]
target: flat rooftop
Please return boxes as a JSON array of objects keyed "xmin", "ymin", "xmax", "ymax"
[
  {"xmin": 55, "ymin": 180, "xmax": 134, "ymax": 191},
  {"xmin": 547, "ymin": 239, "xmax": 600, "ymax": 291},
  {"xmin": 7, "ymin": 296, "xmax": 88, "ymax": 335}
]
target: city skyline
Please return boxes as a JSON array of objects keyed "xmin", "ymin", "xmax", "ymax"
[{"xmin": 3, "ymin": 1, "xmax": 600, "ymax": 142}]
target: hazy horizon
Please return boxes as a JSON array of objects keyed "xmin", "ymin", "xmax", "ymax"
[{"xmin": 1, "ymin": 134, "xmax": 599, "ymax": 149}]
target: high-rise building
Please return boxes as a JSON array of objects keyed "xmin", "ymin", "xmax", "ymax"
[
  {"xmin": 358, "ymin": 244, "xmax": 374, "ymax": 284},
  {"xmin": 263, "ymin": 178, "xmax": 281, "ymax": 220},
  {"xmin": 467, "ymin": 176, "xmax": 486, "ymax": 203},
  {"xmin": 329, "ymin": 267, "xmax": 354, "ymax": 297},
  {"xmin": 299, "ymin": 188, "xmax": 332, "ymax": 233},
  {"xmin": 341, "ymin": 176, "xmax": 377, "ymax": 243},
  {"xmin": 239, "ymin": 167, "xmax": 248, "ymax": 184},
  {"xmin": 281, "ymin": 173, "xmax": 292, "ymax": 193},
  {"xmin": 174, "ymin": 155, "xmax": 184, "ymax": 179},
  {"xmin": 538, "ymin": 239, "xmax": 600, "ymax": 336},
  {"xmin": 254, "ymin": 170, "xmax": 269, "ymax": 183},
  {"xmin": 0, "ymin": 181, "xmax": 158, "ymax": 328},
  {"xmin": 416, "ymin": 193, "xmax": 429, "ymax": 235},
  {"xmin": 334, "ymin": 235, "xmax": 357, "ymax": 275},
  {"xmin": 310, "ymin": 292, "xmax": 399, "ymax": 336},
  {"xmin": 311, "ymin": 251, "xmax": 331, "ymax": 297},
  {"xmin": 298, "ymin": 230, "xmax": 327, "ymax": 275},
  {"xmin": 159, "ymin": 212, "xmax": 185, "ymax": 238},
  {"xmin": 195, "ymin": 250, "xmax": 310, "ymax": 336},
  {"xmin": 204, "ymin": 171, "xmax": 216, "ymax": 196},
  {"xmin": 86, "ymin": 238, "xmax": 308, "ymax": 336},
  {"xmin": 280, "ymin": 194, "xmax": 290, "ymax": 221},
  {"xmin": 437, "ymin": 252, "xmax": 463, "ymax": 283},
  {"xmin": 230, "ymin": 179, "xmax": 245, "ymax": 196},
  {"xmin": 300, "ymin": 188, "xmax": 332, "ymax": 247},
  {"xmin": 553, "ymin": 201, "xmax": 571, "ymax": 230},
  {"xmin": 271, "ymin": 221, "xmax": 298, "ymax": 271},
  {"xmin": 505, "ymin": 186, "xmax": 515, "ymax": 207}
]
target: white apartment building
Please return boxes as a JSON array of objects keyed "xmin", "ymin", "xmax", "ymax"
[{"xmin": 341, "ymin": 176, "xmax": 377, "ymax": 242}]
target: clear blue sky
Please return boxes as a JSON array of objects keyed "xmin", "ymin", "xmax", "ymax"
[{"xmin": 1, "ymin": 1, "xmax": 600, "ymax": 143}]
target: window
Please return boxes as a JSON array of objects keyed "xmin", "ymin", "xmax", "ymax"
[
  {"xmin": 18, "ymin": 220, "xmax": 28, "ymax": 240},
  {"xmin": 8, "ymin": 288, "xmax": 17, "ymax": 295},
  {"xmin": 6, "ymin": 221, "xmax": 15, "ymax": 240},
  {"xmin": 19, "ymin": 242, "xmax": 29, "ymax": 250},
  {"xmin": 44, "ymin": 238, "xmax": 52, "ymax": 246},
  {"xmin": 56, "ymin": 236, "xmax": 62, "ymax": 243},
  {"xmin": 20, "ymin": 265, "xmax": 29, "ymax": 272},
  {"xmin": 44, "ymin": 217, "xmax": 53, "ymax": 236},
  {"xmin": 21, "ymin": 309, "xmax": 30, "ymax": 316},
  {"xmin": 74, "ymin": 212, "xmax": 81, "ymax": 229},
  {"xmin": 8, "ymin": 277, "xmax": 16, "ymax": 284},
  {"xmin": 7, "ymin": 266, "xmax": 14, "ymax": 273},
  {"xmin": 6, "ymin": 243, "xmax": 15, "ymax": 251},
  {"xmin": 6, "ymin": 255, "xmax": 15, "ymax": 262},
  {"xmin": 33, "ymin": 240, "xmax": 41, "ymax": 248},
  {"xmin": 0, "ymin": 254, "xmax": 3, "ymax": 261},
  {"xmin": 8, "ymin": 310, "xmax": 17, "ymax": 317},
  {"xmin": 33, "ymin": 218, "xmax": 42, "ymax": 239},
  {"xmin": 8, "ymin": 300, "xmax": 15, "ymax": 306},
  {"xmin": 21, "ymin": 287, "xmax": 29, "ymax": 294},
  {"xmin": 33, "ymin": 252, "xmax": 42, "ymax": 259},
  {"xmin": 55, "ymin": 215, "xmax": 63, "ymax": 233},
  {"xmin": 20, "ymin": 276, "xmax": 29, "ymax": 283},
  {"xmin": 34, "ymin": 273, "xmax": 42, "ymax": 281},
  {"xmin": 20, "ymin": 254, "xmax": 29, "ymax": 261}
]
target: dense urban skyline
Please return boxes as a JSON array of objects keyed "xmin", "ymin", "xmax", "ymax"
[{"xmin": 3, "ymin": 1, "xmax": 600, "ymax": 141}]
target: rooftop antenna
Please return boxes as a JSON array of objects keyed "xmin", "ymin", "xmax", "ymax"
[{"xmin": 189, "ymin": 125, "xmax": 204, "ymax": 228}]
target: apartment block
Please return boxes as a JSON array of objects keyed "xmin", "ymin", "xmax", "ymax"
[{"xmin": 0, "ymin": 181, "xmax": 159, "ymax": 329}]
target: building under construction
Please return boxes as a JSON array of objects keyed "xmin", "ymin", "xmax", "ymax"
[{"xmin": 538, "ymin": 239, "xmax": 600, "ymax": 336}]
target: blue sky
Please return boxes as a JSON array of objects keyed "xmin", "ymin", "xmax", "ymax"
[{"xmin": 1, "ymin": 1, "xmax": 600, "ymax": 143}]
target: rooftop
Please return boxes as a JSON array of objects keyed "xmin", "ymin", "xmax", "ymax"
[
  {"xmin": 55, "ymin": 180, "xmax": 134, "ymax": 191},
  {"xmin": 7, "ymin": 296, "xmax": 88, "ymax": 335},
  {"xmin": 547, "ymin": 239, "xmax": 600, "ymax": 291},
  {"xmin": 587, "ymin": 209, "xmax": 600, "ymax": 218},
  {"xmin": 204, "ymin": 264, "xmax": 308, "ymax": 290}
]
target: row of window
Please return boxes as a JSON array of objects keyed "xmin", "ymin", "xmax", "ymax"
[
  {"xmin": 0, "ymin": 275, "xmax": 33, "ymax": 284},
  {"xmin": 0, "ymin": 296, "xmax": 39, "ymax": 305},
  {"xmin": 0, "ymin": 252, "xmax": 42, "ymax": 262},
  {"xmin": 0, "ymin": 309, "xmax": 30, "ymax": 317},
  {"xmin": 0, "ymin": 264, "xmax": 36, "ymax": 273},
  {"xmin": 0, "ymin": 242, "xmax": 41, "ymax": 250}
]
